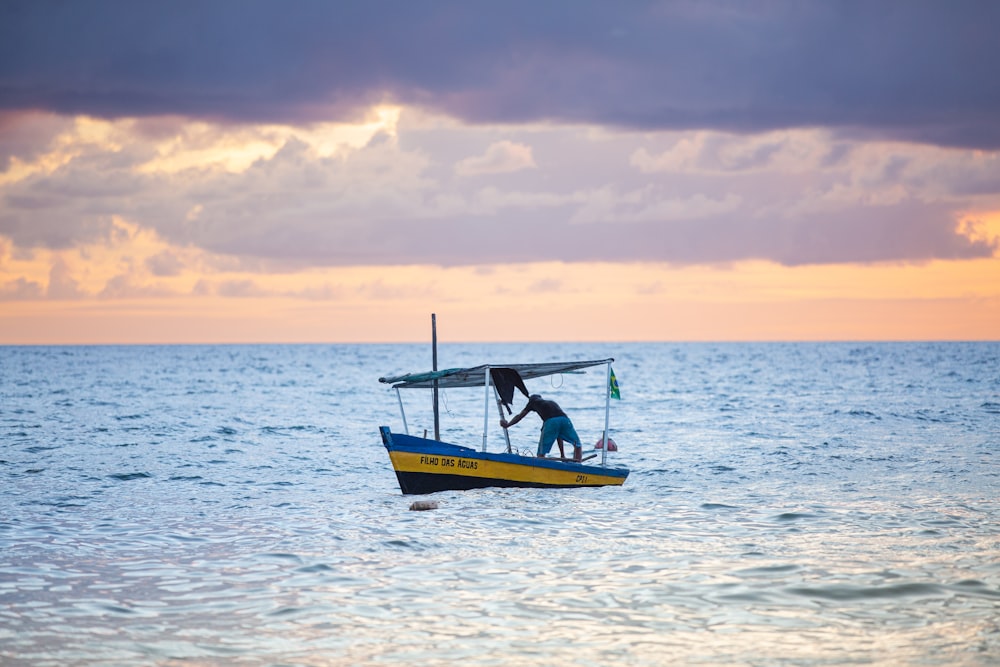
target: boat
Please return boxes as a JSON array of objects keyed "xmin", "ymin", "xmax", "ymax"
[{"xmin": 378, "ymin": 335, "xmax": 630, "ymax": 494}]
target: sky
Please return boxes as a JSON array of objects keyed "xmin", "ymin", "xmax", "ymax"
[{"xmin": 1, "ymin": 1, "xmax": 998, "ymax": 344}]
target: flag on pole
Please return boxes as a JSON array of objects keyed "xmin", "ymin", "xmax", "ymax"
[{"xmin": 609, "ymin": 366, "xmax": 621, "ymax": 399}]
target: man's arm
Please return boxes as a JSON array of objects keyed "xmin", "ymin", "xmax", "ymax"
[{"xmin": 500, "ymin": 405, "xmax": 530, "ymax": 429}]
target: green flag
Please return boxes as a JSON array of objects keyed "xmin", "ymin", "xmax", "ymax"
[{"xmin": 609, "ymin": 366, "xmax": 621, "ymax": 400}]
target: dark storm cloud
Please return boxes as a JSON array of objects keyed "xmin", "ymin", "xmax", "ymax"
[{"xmin": 1, "ymin": 1, "xmax": 998, "ymax": 148}]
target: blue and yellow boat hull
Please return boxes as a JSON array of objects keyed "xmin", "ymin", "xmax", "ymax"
[{"xmin": 381, "ymin": 427, "xmax": 629, "ymax": 495}]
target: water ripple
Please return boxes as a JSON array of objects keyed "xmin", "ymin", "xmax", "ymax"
[{"xmin": 0, "ymin": 342, "xmax": 997, "ymax": 666}]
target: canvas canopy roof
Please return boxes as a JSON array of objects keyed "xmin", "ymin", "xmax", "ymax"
[{"xmin": 379, "ymin": 359, "xmax": 613, "ymax": 389}]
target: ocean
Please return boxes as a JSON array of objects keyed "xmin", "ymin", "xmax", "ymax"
[{"xmin": 1, "ymin": 342, "xmax": 997, "ymax": 666}]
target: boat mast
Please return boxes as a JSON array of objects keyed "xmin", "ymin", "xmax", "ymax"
[{"xmin": 432, "ymin": 313, "xmax": 440, "ymax": 441}]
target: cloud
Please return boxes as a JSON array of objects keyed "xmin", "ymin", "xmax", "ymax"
[
  {"xmin": 0, "ymin": 2, "xmax": 997, "ymax": 148},
  {"xmin": 0, "ymin": 276, "xmax": 43, "ymax": 300},
  {"xmin": 47, "ymin": 256, "xmax": 84, "ymax": 299},
  {"xmin": 569, "ymin": 187, "xmax": 743, "ymax": 225},
  {"xmin": 528, "ymin": 278, "xmax": 563, "ymax": 293},
  {"xmin": 358, "ymin": 279, "xmax": 436, "ymax": 301},
  {"xmin": 455, "ymin": 141, "xmax": 537, "ymax": 176},
  {"xmin": 215, "ymin": 279, "xmax": 267, "ymax": 298},
  {"xmin": 190, "ymin": 277, "xmax": 344, "ymax": 300},
  {"xmin": 98, "ymin": 273, "xmax": 174, "ymax": 299},
  {"xmin": 0, "ymin": 112, "xmax": 997, "ymax": 273},
  {"xmin": 631, "ymin": 131, "xmax": 831, "ymax": 174},
  {"xmin": 2, "ymin": 253, "xmax": 128, "ymax": 300},
  {"xmin": 145, "ymin": 249, "xmax": 185, "ymax": 276},
  {"xmin": 0, "ymin": 112, "xmax": 74, "ymax": 171}
]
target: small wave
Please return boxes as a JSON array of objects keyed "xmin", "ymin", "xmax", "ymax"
[
  {"xmin": 260, "ymin": 425, "xmax": 317, "ymax": 435},
  {"xmin": 108, "ymin": 472, "xmax": 152, "ymax": 481},
  {"xmin": 981, "ymin": 401, "xmax": 1000, "ymax": 414},
  {"xmin": 384, "ymin": 539, "xmax": 418, "ymax": 549},
  {"xmin": 737, "ymin": 564, "xmax": 800, "ymax": 576},
  {"xmin": 31, "ymin": 495, "xmax": 89, "ymax": 509},
  {"xmin": 949, "ymin": 581, "xmax": 1000, "ymax": 599},
  {"xmin": 640, "ymin": 468, "xmax": 679, "ymax": 475},
  {"xmin": 297, "ymin": 563, "xmax": 335, "ymax": 573},
  {"xmin": 165, "ymin": 532, "xmax": 206, "ymax": 543},
  {"xmin": 97, "ymin": 603, "xmax": 137, "ymax": 615},
  {"xmin": 108, "ymin": 472, "xmax": 152, "ymax": 482},
  {"xmin": 268, "ymin": 606, "xmax": 305, "ymax": 617},
  {"xmin": 701, "ymin": 503, "xmax": 738, "ymax": 510},
  {"xmin": 787, "ymin": 582, "xmax": 944, "ymax": 601},
  {"xmin": 258, "ymin": 552, "xmax": 303, "ymax": 563},
  {"xmin": 24, "ymin": 445, "xmax": 59, "ymax": 454},
  {"xmin": 955, "ymin": 578, "xmax": 985, "ymax": 587},
  {"xmin": 775, "ymin": 512, "xmax": 817, "ymax": 522},
  {"xmin": 718, "ymin": 591, "xmax": 773, "ymax": 603}
]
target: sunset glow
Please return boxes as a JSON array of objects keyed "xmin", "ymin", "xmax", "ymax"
[{"xmin": 2, "ymin": 5, "xmax": 998, "ymax": 344}]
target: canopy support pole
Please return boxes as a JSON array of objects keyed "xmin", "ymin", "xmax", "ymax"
[
  {"xmin": 602, "ymin": 361, "xmax": 612, "ymax": 467},
  {"xmin": 395, "ymin": 387, "xmax": 409, "ymax": 436},
  {"xmin": 493, "ymin": 384, "xmax": 513, "ymax": 453}
]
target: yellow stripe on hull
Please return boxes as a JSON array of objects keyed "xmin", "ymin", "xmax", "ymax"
[{"xmin": 388, "ymin": 450, "xmax": 626, "ymax": 488}]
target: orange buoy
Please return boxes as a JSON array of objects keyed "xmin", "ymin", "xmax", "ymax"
[{"xmin": 595, "ymin": 436, "xmax": 618, "ymax": 451}]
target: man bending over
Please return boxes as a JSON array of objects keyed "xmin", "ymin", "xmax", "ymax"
[{"xmin": 500, "ymin": 394, "xmax": 583, "ymax": 461}]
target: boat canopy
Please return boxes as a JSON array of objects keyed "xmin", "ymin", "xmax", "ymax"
[{"xmin": 379, "ymin": 358, "xmax": 613, "ymax": 390}]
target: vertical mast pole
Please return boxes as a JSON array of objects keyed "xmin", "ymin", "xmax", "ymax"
[
  {"xmin": 602, "ymin": 361, "xmax": 612, "ymax": 467},
  {"xmin": 432, "ymin": 313, "xmax": 440, "ymax": 441}
]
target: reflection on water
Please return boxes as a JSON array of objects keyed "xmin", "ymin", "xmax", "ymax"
[{"xmin": 1, "ymin": 342, "xmax": 998, "ymax": 665}]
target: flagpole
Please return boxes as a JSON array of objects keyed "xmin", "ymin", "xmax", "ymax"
[{"xmin": 602, "ymin": 361, "xmax": 612, "ymax": 467}]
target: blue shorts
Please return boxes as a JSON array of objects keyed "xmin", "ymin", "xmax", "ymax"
[{"xmin": 538, "ymin": 416, "xmax": 581, "ymax": 456}]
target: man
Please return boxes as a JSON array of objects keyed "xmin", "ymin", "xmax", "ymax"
[{"xmin": 500, "ymin": 394, "xmax": 583, "ymax": 461}]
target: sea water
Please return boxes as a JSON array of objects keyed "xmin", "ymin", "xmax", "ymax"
[{"xmin": 1, "ymin": 342, "xmax": 997, "ymax": 666}]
